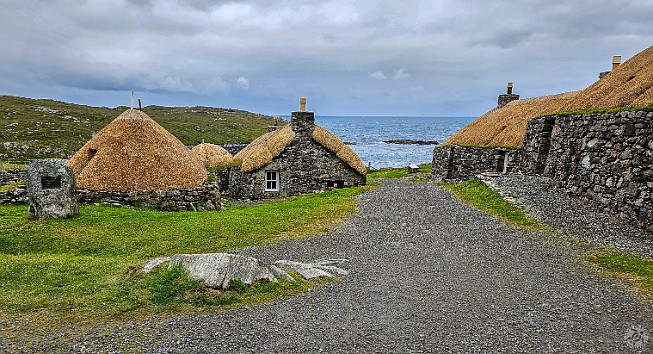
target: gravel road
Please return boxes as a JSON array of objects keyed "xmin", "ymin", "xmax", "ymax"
[{"xmin": 5, "ymin": 178, "xmax": 653, "ymax": 352}]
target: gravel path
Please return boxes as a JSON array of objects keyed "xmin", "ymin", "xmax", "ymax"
[
  {"xmin": 484, "ymin": 174, "xmax": 653, "ymax": 257},
  {"xmin": 5, "ymin": 179, "xmax": 653, "ymax": 352}
]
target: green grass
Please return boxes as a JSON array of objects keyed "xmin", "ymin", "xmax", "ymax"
[
  {"xmin": 0, "ymin": 95, "xmax": 280, "ymax": 159},
  {"xmin": 368, "ymin": 163, "xmax": 432, "ymax": 179},
  {"xmin": 0, "ymin": 180, "xmax": 24, "ymax": 192},
  {"xmin": 438, "ymin": 179, "xmax": 551, "ymax": 232},
  {"xmin": 0, "ymin": 185, "xmax": 372, "ymax": 329},
  {"xmin": 1, "ymin": 161, "xmax": 28, "ymax": 170},
  {"xmin": 586, "ymin": 251, "xmax": 653, "ymax": 299},
  {"xmin": 539, "ymin": 102, "xmax": 653, "ymax": 118}
]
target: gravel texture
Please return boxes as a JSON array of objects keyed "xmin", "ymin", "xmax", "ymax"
[
  {"xmin": 4, "ymin": 179, "xmax": 653, "ymax": 352},
  {"xmin": 484, "ymin": 174, "xmax": 653, "ymax": 257}
]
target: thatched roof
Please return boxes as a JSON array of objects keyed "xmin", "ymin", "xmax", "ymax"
[
  {"xmin": 234, "ymin": 124, "xmax": 367, "ymax": 175},
  {"xmin": 191, "ymin": 143, "xmax": 233, "ymax": 168},
  {"xmin": 445, "ymin": 91, "xmax": 579, "ymax": 148},
  {"xmin": 562, "ymin": 44, "xmax": 653, "ymax": 110},
  {"xmin": 233, "ymin": 124, "xmax": 296, "ymax": 173},
  {"xmin": 312, "ymin": 126, "xmax": 367, "ymax": 175},
  {"xmin": 446, "ymin": 44, "xmax": 653, "ymax": 148},
  {"xmin": 67, "ymin": 109, "xmax": 207, "ymax": 192}
]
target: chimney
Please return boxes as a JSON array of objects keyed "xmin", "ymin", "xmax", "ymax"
[
  {"xmin": 497, "ymin": 82, "xmax": 520, "ymax": 108},
  {"xmin": 612, "ymin": 55, "xmax": 622, "ymax": 70},
  {"xmin": 599, "ymin": 55, "xmax": 622, "ymax": 79},
  {"xmin": 291, "ymin": 97, "xmax": 314, "ymax": 136}
]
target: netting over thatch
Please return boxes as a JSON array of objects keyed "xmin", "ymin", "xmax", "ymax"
[
  {"xmin": 446, "ymin": 44, "xmax": 653, "ymax": 148},
  {"xmin": 445, "ymin": 92, "xmax": 579, "ymax": 148},
  {"xmin": 234, "ymin": 124, "xmax": 296, "ymax": 173},
  {"xmin": 191, "ymin": 143, "xmax": 233, "ymax": 168},
  {"xmin": 312, "ymin": 126, "xmax": 367, "ymax": 175},
  {"xmin": 67, "ymin": 109, "xmax": 207, "ymax": 192}
]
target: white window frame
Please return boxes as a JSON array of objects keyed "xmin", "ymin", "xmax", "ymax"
[{"xmin": 265, "ymin": 171, "xmax": 279, "ymax": 191}]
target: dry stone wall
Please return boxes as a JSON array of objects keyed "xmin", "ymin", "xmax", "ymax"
[
  {"xmin": 0, "ymin": 168, "xmax": 26, "ymax": 185},
  {"xmin": 431, "ymin": 145, "xmax": 521, "ymax": 182},
  {"xmin": 77, "ymin": 183, "xmax": 221, "ymax": 211},
  {"xmin": 531, "ymin": 110, "xmax": 652, "ymax": 231}
]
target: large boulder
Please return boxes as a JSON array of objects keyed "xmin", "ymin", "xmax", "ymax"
[
  {"xmin": 169, "ymin": 253, "xmax": 276, "ymax": 289},
  {"xmin": 27, "ymin": 159, "xmax": 78, "ymax": 220}
]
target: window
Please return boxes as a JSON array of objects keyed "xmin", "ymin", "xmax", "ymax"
[{"xmin": 265, "ymin": 171, "xmax": 279, "ymax": 191}]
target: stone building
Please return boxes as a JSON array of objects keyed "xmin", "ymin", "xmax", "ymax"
[
  {"xmin": 66, "ymin": 109, "xmax": 219, "ymax": 210},
  {"xmin": 228, "ymin": 104, "xmax": 366, "ymax": 199}
]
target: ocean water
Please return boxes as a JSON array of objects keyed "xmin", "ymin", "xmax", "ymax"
[{"xmin": 312, "ymin": 116, "xmax": 475, "ymax": 168}]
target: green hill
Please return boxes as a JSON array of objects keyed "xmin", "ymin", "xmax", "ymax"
[{"xmin": 0, "ymin": 95, "xmax": 279, "ymax": 160}]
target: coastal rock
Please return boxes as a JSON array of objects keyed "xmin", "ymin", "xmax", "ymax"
[{"xmin": 385, "ymin": 139, "xmax": 439, "ymax": 145}]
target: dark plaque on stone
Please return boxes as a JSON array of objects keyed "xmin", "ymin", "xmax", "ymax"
[
  {"xmin": 27, "ymin": 159, "xmax": 78, "ymax": 220},
  {"xmin": 41, "ymin": 176, "xmax": 62, "ymax": 189}
]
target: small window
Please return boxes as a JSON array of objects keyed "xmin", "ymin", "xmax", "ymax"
[{"xmin": 265, "ymin": 171, "xmax": 279, "ymax": 191}]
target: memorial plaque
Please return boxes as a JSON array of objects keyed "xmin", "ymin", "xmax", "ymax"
[{"xmin": 41, "ymin": 176, "xmax": 62, "ymax": 189}]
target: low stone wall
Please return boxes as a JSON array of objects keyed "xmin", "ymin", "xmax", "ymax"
[
  {"xmin": 431, "ymin": 145, "xmax": 521, "ymax": 182},
  {"xmin": 77, "ymin": 183, "xmax": 221, "ymax": 211},
  {"xmin": 0, "ymin": 185, "xmax": 27, "ymax": 204},
  {"xmin": 533, "ymin": 110, "xmax": 652, "ymax": 231},
  {"xmin": 0, "ymin": 168, "xmax": 26, "ymax": 186}
]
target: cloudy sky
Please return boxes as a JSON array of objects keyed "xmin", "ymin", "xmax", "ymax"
[{"xmin": 1, "ymin": 0, "xmax": 652, "ymax": 116}]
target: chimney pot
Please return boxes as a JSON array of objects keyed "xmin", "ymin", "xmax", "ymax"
[
  {"xmin": 299, "ymin": 97, "xmax": 307, "ymax": 112},
  {"xmin": 507, "ymin": 82, "xmax": 513, "ymax": 95},
  {"xmin": 612, "ymin": 55, "xmax": 622, "ymax": 71}
]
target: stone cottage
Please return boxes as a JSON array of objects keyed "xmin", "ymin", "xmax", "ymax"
[{"xmin": 228, "ymin": 103, "xmax": 366, "ymax": 199}]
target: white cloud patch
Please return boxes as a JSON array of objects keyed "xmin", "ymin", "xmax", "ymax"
[
  {"xmin": 369, "ymin": 71, "xmax": 387, "ymax": 80},
  {"xmin": 392, "ymin": 68, "xmax": 410, "ymax": 80},
  {"xmin": 236, "ymin": 76, "xmax": 250, "ymax": 90}
]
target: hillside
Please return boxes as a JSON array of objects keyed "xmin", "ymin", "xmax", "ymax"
[
  {"xmin": 0, "ymin": 96, "xmax": 278, "ymax": 160},
  {"xmin": 446, "ymin": 43, "xmax": 653, "ymax": 148}
]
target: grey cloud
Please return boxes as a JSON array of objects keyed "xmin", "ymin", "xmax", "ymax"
[{"xmin": 0, "ymin": 0, "xmax": 652, "ymax": 116}]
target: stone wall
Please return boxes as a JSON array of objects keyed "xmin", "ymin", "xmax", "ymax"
[
  {"xmin": 0, "ymin": 168, "xmax": 26, "ymax": 185},
  {"xmin": 520, "ymin": 116, "xmax": 556, "ymax": 175},
  {"xmin": 529, "ymin": 110, "xmax": 652, "ymax": 231},
  {"xmin": 229, "ymin": 139, "xmax": 366, "ymax": 200},
  {"xmin": 77, "ymin": 182, "xmax": 221, "ymax": 211},
  {"xmin": 221, "ymin": 144, "xmax": 248, "ymax": 155},
  {"xmin": 431, "ymin": 145, "xmax": 521, "ymax": 182},
  {"xmin": 0, "ymin": 185, "xmax": 27, "ymax": 204}
]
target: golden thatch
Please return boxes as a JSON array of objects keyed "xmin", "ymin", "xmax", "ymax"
[
  {"xmin": 191, "ymin": 143, "xmax": 233, "ymax": 168},
  {"xmin": 446, "ymin": 44, "xmax": 653, "ymax": 148},
  {"xmin": 234, "ymin": 124, "xmax": 296, "ymax": 173},
  {"xmin": 67, "ymin": 109, "xmax": 207, "ymax": 192},
  {"xmin": 312, "ymin": 126, "xmax": 367, "ymax": 174},
  {"xmin": 234, "ymin": 124, "xmax": 367, "ymax": 175},
  {"xmin": 445, "ymin": 92, "xmax": 579, "ymax": 148},
  {"xmin": 563, "ymin": 44, "xmax": 653, "ymax": 110}
]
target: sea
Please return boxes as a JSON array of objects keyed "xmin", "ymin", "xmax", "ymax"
[{"xmin": 310, "ymin": 116, "xmax": 475, "ymax": 168}]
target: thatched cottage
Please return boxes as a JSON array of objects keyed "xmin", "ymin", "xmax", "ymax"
[
  {"xmin": 228, "ymin": 108, "xmax": 366, "ymax": 199},
  {"xmin": 191, "ymin": 143, "xmax": 233, "ymax": 168},
  {"xmin": 68, "ymin": 109, "xmax": 207, "ymax": 192},
  {"xmin": 191, "ymin": 143, "xmax": 233, "ymax": 192}
]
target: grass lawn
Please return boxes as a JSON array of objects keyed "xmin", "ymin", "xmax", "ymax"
[
  {"xmin": 438, "ymin": 179, "xmax": 551, "ymax": 232},
  {"xmin": 367, "ymin": 163, "xmax": 432, "ymax": 179},
  {"xmin": 0, "ymin": 185, "xmax": 372, "ymax": 329}
]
